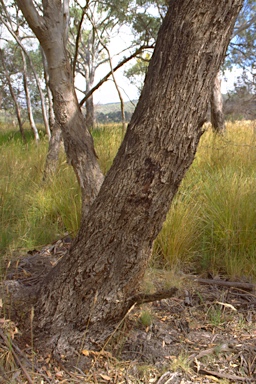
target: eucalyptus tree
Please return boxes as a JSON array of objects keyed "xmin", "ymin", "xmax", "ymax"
[
  {"xmin": 0, "ymin": 46, "xmax": 26, "ymax": 141},
  {"xmin": 0, "ymin": 0, "xmax": 50, "ymax": 138},
  {"xmin": 69, "ymin": 1, "xmax": 110, "ymax": 130},
  {"xmin": 124, "ymin": 0, "xmax": 255, "ymax": 132},
  {"xmin": 15, "ymin": 0, "xmax": 104, "ymax": 220},
  {"xmin": 228, "ymin": 0, "xmax": 256, "ymax": 69},
  {"xmin": 21, "ymin": 48, "xmax": 40, "ymax": 141},
  {"xmin": 70, "ymin": 0, "xmax": 157, "ymax": 129},
  {"xmin": 211, "ymin": 0, "xmax": 256, "ymax": 132},
  {"xmin": 14, "ymin": 0, "xmax": 243, "ymax": 361}
]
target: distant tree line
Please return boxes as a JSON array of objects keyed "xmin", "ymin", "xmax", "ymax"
[{"xmin": 95, "ymin": 110, "xmax": 133, "ymax": 123}]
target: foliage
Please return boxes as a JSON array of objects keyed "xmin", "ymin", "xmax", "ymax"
[
  {"xmin": 124, "ymin": 52, "xmax": 151, "ymax": 92},
  {"xmin": 227, "ymin": 0, "xmax": 256, "ymax": 69},
  {"xmin": 96, "ymin": 110, "xmax": 133, "ymax": 123},
  {"xmin": 224, "ymin": 69, "xmax": 256, "ymax": 120},
  {"xmin": 124, "ymin": 1, "xmax": 256, "ymax": 91}
]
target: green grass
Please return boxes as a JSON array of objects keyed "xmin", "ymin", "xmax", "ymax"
[
  {"xmin": 92, "ymin": 124, "xmax": 123, "ymax": 173},
  {"xmin": 153, "ymin": 121, "xmax": 256, "ymax": 279},
  {"xmin": 1, "ymin": 121, "xmax": 256, "ymax": 280},
  {"xmin": 0, "ymin": 129, "xmax": 80, "ymax": 260}
]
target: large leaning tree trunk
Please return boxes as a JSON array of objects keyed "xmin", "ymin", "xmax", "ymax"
[
  {"xmin": 23, "ymin": 0, "xmax": 243, "ymax": 360},
  {"xmin": 15, "ymin": 0, "xmax": 104, "ymax": 218},
  {"xmin": 210, "ymin": 71, "xmax": 226, "ymax": 133}
]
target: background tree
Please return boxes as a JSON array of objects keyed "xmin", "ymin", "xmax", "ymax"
[
  {"xmin": 15, "ymin": 0, "xmax": 104, "ymax": 220},
  {"xmin": 70, "ymin": 0, "xmax": 158, "ymax": 128},
  {"xmin": 124, "ymin": 0, "xmax": 255, "ymax": 131},
  {"xmin": 14, "ymin": 0, "xmax": 243, "ymax": 361},
  {"xmin": 224, "ymin": 68, "xmax": 256, "ymax": 120},
  {"xmin": 0, "ymin": 44, "xmax": 26, "ymax": 141},
  {"xmin": 211, "ymin": 0, "xmax": 256, "ymax": 132},
  {"xmin": 0, "ymin": 0, "xmax": 51, "ymax": 137},
  {"xmin": 69, "ymin": 1, "xmax": 109, "ymax": 130}
]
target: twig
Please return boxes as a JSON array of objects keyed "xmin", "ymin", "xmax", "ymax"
[
  {"xmin": 11, "ymin": 342, "xmax": 52, "ymax": 384},
  {"xmin": 197, "ymin": 367, "xmax": 253, "ymax": 381},
  {"xmin": 194, "ymin": 278, "xmax": 255, "ymax": 292},
  {"xmin": 129, "ymin": 287, "xmax": 178, "ymax": 306},
  {"xmin": 0, "ymin": 329, "xmax": 34, "ymax": 384},
  {"xmin": 189, "ymin": 343, "xmax": 232, "ymax": 361}
]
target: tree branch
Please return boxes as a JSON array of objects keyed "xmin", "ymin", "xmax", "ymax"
[
  {"xmin": 79, "ymin": 44, "xmax": 154, "ymax": 106},
  {"xmin": 15, "ymin": 0, "xmax": 46, "ymax": 37},
  {"xmin": 128, "ymin": 287, "xmax": 178, "ymax": 306}
]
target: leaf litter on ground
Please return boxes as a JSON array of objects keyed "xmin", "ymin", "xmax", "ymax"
[{"xmin": 0, "ymin": 240, "xmax": 255, "ymax": 383}]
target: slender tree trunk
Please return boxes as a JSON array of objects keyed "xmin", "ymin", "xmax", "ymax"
[
  {"xmin": 21, "ymin": 50, "xmax": 40, "ymax": 142},
  {"xmin": 10, "ymin": 86, "xmax": 26, "ymax": 143},
  {"xmin": 30, "ymin": 0, "xmax": 243, "ymax": 359},
  {"xmin": 41, "ymin": 46, "xmax": 64, "ymax": 180},
  {"xmin": 210, "ymin": 71, "xmax": 226, "ymax": 133},
  {"xmin": 1, "ymin": 59, "xmax": 26, "ymax": 142},
  {"xmin": 16, "ymin": 0, "xmax": 104, "ymax": 219},
  {"xmin": 41, "ymin": 46, "xmax": 55, "ymax": 138},
  {"xmin": 0, "ymin": 9, "xmax": 51, "ymax": 139},
  {"xmin": 84, "ymin": 39, "xmax": 95, "ymax": 130},
  {"xmin": 85, "ymin": 94, "xmax": 95, "ymax": 130},
  {"xmin": 43, "ymin": 122, "xmax": 62, "ymax": 180}
]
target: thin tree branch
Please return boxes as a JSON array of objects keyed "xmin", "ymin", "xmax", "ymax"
[
  {"xmin": 79, "ymin": 44, "xmax": 154, "ymax": 106},
  {"xmin": 15, "ymin": 0, "xmax": 46, "ymax": 35}
]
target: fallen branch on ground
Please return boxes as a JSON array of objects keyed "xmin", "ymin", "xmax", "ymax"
[
  {"xmin": 196, "ymin": 366, "xmax": 254, "ymax": 382},
  {"xmin": 193, "ymin": 278, "xmax": 255, "ymax": 292},
  {"xmin": 129, "ymin": 287, "xmax": 178, "ymax": 306}
]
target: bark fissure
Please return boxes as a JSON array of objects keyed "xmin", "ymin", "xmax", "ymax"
[{"xmin": 14, "ymin": 0, "xmax": 244, "ymax": 359}]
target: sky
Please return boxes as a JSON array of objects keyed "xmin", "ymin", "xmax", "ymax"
[
  {"xmin": 76, "ymin": 20, "xmax": 244, "ymax": 106},
  {"xmin": 86, "ymin": 66, "xmax": 242, "ymax": 106}
]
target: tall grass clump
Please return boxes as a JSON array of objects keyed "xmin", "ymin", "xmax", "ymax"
[
  {"xmin": 92, "ymin": 124, "xmax": 123, "ymax": 174},
  {"xmin": 0, "ymin": 131, "xmax": 80, "ymax": 260},
  {"xmin": 1, "ymin": 121, "xmax": 256, "ymax": 280},
  {"xmin": 0, "ymin": 124, "xmax": 123, "ymax": 262},
  {"xmin": 154, "ymin": 121, "xmax": 256, "ymax": 280},
  {"xmin": 198, "ymin": 168, "xmax": 256, "ymax": 278},
  {"xmin": 153, "ymin": 193, "xmax": 202, "ymax": 271}
]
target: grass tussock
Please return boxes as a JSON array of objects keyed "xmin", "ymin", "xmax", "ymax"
[
  {"xmin": 154, "ymin": 121, "xmax": 256, "ymax": 279},
  {"xmin": 0, "ymin": 131, "xmax": 80, "ymax": 259},
  {"xmin": 1, "ymin": 121, "xmax": 256, "ymax": 279}
]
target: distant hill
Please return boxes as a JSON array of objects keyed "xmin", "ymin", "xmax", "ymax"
[
  {"xmin": 95, "ymin": 100, "xmax": 137, "ymax": 114},
  {"xmin": 94, "ymin": 100, "xmax": 137, "ymax": 123}
]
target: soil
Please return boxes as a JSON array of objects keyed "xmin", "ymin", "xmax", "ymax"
[{"xmin": 0, "ymin": 239, "xmax": 255, "ymax": 383}]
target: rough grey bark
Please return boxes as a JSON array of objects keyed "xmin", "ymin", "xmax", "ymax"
[
  {"xmin": 211, "ymin": 71, "xmax": 226, "ymax": 133},
  {"xmin": 15, "ymin": 0, "xmax": 104, "ymax": 218},
  {"xmin": 29, "ymin": 0, "xmax": 243, "ymax": 359}
]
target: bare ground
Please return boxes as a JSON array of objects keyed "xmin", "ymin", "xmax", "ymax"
[{"xmin": 0, "ymin": 239, "xmax": 255, "ymax": 383}]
